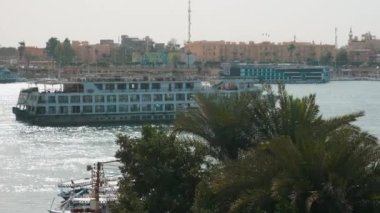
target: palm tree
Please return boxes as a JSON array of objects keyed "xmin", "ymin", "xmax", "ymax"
[{"xmin": 193, "ymin": 125, "xmax": 380, "ymax": 213}]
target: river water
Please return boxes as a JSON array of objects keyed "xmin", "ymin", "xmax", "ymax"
[{"xmin": 0, "ymin": 81, "xmax": 379, "ymax": 213}]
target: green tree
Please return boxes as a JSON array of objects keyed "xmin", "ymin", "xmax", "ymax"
[
  {"xmin": 112, "ymin": 126, "xmax": 210, "ymax": 213},
  {"xmin": 59, "ymin": 38, "xmax": 75, "ymax": 66},
  {"xmin": 191, "ymin": 86, "xmax": 379, "ymax": 213},
  {"xmin": 320, "ymin": 51, "xmax": 333, "ymax": 66},
  {"xmin": 45, "ymin": 37, "xmax": 61, "ymax": 61},
  {"xmin": 336, "ymin": 48, "xmax": 349, "ymax": 66}
]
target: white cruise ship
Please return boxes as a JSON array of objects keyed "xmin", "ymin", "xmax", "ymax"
[{"xmin": 12, "ymin": 76, "xmax": 258, "ymax": 126}]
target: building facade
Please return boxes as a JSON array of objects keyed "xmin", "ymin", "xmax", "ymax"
[{"xmin": 186, "ymin": 40, "xmax": 336, "ymax": 64}]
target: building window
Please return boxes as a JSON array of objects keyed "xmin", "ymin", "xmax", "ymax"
[
  {"xmin": 119, "ymin": 105, "xmax": 129, "ymax": 112},
  {"xmin": 153, "ymin": 94, "xmax": 163, "ymax": 101},
  {"xmin": 83, "ymin": 95, "xmax": 93, "ymax": 103},
  {"xmin": 95, "ymin": 105, "xmax": 105, "ymax": 113},
  {"xmin": 107, "ymin": 105, "xmax": 117, "ymax": 113},
  {"xmin": 119, "ymin": 95, "xmax": 128, "ymax": 102},
  {"xmin": 83, "ymin": 106, "xmax": 93, "ymax": 113},
  {"xmin": 71, "ymin": 106, "xmax": 81, "ymax": 114},
  {"xmin": 107, "ymin": 95, "xmax": 117, "ymax": 103},
  {"xmin": 58, "ymin": 96, "xmax": 69, "ymax": 103},
  {"xmin": 70, "ymin": 95, "xmax": 81, "ymax": 103},
  {"xmin": 95, "ymin": 95, "xmax": 105, "ymax": 103},
  {"xmin": 142, "ymin": 94, "xmax": 151, "ymax": 102}
]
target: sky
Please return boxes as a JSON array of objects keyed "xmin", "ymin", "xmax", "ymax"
[{"xmin": 0, "ymin": 0, "xmax": 379, "ymax": 48}]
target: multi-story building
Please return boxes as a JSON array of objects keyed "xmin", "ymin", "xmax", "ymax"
[
  {"xmin": 72, "ymin": 40, "xmax": 117, "ymax": 63},
  {"xmin": 347, "ymin": 29, "xmax": 380, "ymax": 64},
  {"xmin": 185, "ymin": 40, "xmax": 336, "ymax": 64}
]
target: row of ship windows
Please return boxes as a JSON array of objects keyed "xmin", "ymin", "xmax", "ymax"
[
  {"xmin": 35, "ymin": 104, "xmax": 186, "ymax": 115},
  {"xmin": 38, "ymin": 93, "xmax": 193, "ymax": 104},
  {"xmin": 95, "ymin": 82, "xmax": 195, "ymax": 91}
]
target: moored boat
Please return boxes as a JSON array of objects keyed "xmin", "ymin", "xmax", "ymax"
[{"xmin": 13, "ymin": 75, "xmax": 258, "ymax": 126}]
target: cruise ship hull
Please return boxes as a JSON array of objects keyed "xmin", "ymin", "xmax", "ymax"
[{"xmin": 13, "ymin": 107, "xmax": 174, "ymax": 126}]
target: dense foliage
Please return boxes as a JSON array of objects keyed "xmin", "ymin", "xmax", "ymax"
[
  {"xmin": 113, "ymin": 126, "xmax": 210, "ymax": 213},
  {"xmin": 114, "ymin": 85, "xmax": 380, "ymax": 213}
]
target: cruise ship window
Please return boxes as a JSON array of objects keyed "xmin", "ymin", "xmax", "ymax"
[
  {"xmin": 48, "ymin": 106, "xmax": 56, "ymax": 114},
  {"xmin": 141, "ymin": 83, "xmax": 149, "ymax": 90},
  {"xmin": 95, "ymin": 105, "xmax": 105, "ymax": 113},
  {"xmin": 95, "ymin": 95, "xmax": 105, "ymax": 103},
  {"xmin": 152, "ymin": 83, "xmax": 161, "ymax": 90},
  {"xmin": 119, "ymin": 95, "xmax": 128, "ymax": 102},
  {"xmin": 185, "ymin": 83, "xmax": 194, "ymax": 89},
  {"xmin": 153, "ymin": 94, "xmax": 163, "ymax": 101},
  {"xmin": 165, "ymin": 104, "xmax": 174, "ymax": 111},
  {"xmin": 58, "ymin": 96, "xmax": 69, "ymax": 103},
  {"xmin": 119, "ymin": 105, "xmax": 129, "ymax": 112},
  {"xmin": 70, "ymin": 96, "xmax": 81, "ymax": 103},
  {"xmin": 142, "ymin": 94, "xmax": 151, "ymax": 102},
  {"xmin": 83, "ymin": 95, "xmax": 93, "ymax": 103},
  {"xmin": 130, "ymin": 94, "xmax": 140, "ymax": 102},
  {"xmin": 36, "ymin": 107, "xmax": 46, "ymax": 115},
  {"xmin": 141, "ymin": 104, "xmax": 152, "ymax": 112},
  {"xmin": 59, "ymin": 106, "xmax": 68, "ymax": 114},
  {"xmin": 165, "ymin": 94, "xmax": 174, "ymax": 101},
  {"xmin": 107, "ymin": 105, "xmax": 117, "ymax": 113},
  {"xmin": 174, "ymin": 83, "xmax": 183, "ymax": 90},
  {"xmin": 154, "ymin": 104, "xmax": 163, "ymax": 112},
  {"xmin": 176, "ymin": 93, "xmax": 185, "ymax": 101},
  {"xmin": 107, "ymin": 95, "xmax": 117, "ymax": 103},
  {"xmin": 71, "ymin": 106, "xmax": 81, "ymax": 114},
  {"xmin": 38, "ymin": 96, "xmax": 47, "ymax": 104},
  {"xmin": 95, "ymin": 84, "xmax": 103, "ymax": 90},
  {"xmin": 129, "ymin": 83, "xmax": 138, "ymax": 90},
  {"xmin": 130, "ymin": 104, "xmax": 140, "ymax": 112},
  {"xmin": 83, "ymin": 106, "xmax": 93, "ymax": 113},
  {"xmin": 117, "ymin": 83, "xmax": 127, "ymax": 90},
  {"xmin": 48, "ymin": 96, "xmax": 56, "ymax": 103},
  {"xmin": 105, "ymin": 84, "xmax": 115, "ymax": 91},
  {"xmin": 187, "ymin": 93, "xmax": 194, "ymax": 101}
]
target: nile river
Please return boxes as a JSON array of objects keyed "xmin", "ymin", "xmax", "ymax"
[{"xmin": 0, "ymin": 82, "xmax": 380, "ymax": 213}]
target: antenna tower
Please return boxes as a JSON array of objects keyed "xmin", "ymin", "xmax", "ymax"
[
  {"xmin": 188, "ymin": 0, "xmax": 192, "ymax": 43},
  {"xmin": 335, "ymin": 27, "xmax": 338, "ymax": 48}
]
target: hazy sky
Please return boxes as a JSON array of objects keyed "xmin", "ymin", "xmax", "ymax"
[{"xmin": 0, "ymin": 0, "xmax": 379, "ymax": 48}]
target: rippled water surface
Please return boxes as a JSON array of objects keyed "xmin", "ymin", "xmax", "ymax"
[{"xmin": 0, "ymin": 81, "xmax": 380, "ymax": 213}]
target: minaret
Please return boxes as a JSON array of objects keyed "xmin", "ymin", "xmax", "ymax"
[{"xmin": 349, "ymin": 26, "xmax": 353, "ymax": 42}]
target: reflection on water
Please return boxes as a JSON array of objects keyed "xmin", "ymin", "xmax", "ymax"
[{"xmin": 0, "ymin": 82, "xmax": 380, "ymax": 213}]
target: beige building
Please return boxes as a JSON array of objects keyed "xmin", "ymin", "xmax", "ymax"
[
  {"xmin": 347, "ymin": 29, "xmax": 380, "ymax": 64},
  {"xmin": 72, "ymin": 40, "xmax": 117, "ymax": 63},
  {"xmin": 185, "ymin": 40, "xmax": 336, "ymax": 64}
]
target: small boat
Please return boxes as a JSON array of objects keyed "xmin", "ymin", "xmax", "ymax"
[{"xmin": 48, "ymin": 161, "xmax": 121, "ymax": 213}]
